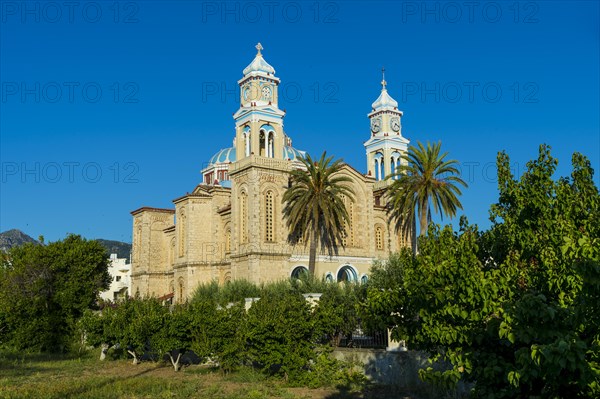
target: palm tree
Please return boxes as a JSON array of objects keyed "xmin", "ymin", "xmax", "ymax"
[
  {"xmin": 282, "ymin": 152, "xmax": 355, "ymax": 275},
  {"xmin": 387, "ymin": 141, "xmax": 467, "ymax": 245}
]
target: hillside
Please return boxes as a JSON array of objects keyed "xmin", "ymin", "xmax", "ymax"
[
  {"xmin": 0, "ymin": 230, "xmax": 131, "ymax": 259},
  {"xmin": 95, "ymin": 239, "xmax": 132, "ymax": 260},
  {"xmin": 0, "ymin": 229, "xmax": 39, "ymax": 251}
]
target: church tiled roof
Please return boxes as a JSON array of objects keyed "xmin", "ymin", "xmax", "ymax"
[{"xmin": 283, "ymin": 146, "xmax": 305, "ymax": 161}]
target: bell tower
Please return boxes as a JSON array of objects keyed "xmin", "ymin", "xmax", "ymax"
[
  {"xmin": 233, "ymin": 43, "xmax": 286, "ymax": 160},
  {"xmin": 364, "ymin": 68, "xmax": 409, "ymax": 181}
]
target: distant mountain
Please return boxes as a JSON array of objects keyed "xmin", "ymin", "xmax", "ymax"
[
  {"xmin": 96, "ymin": 239, "xmax": 132, "ymax": 260},
  {"xmin": 0, "ymin": 229, "xmax": 131, "ymax": 259},
  {"xmin": 0, "ymin": 229, "xmax": 39, "ymax": 251}
]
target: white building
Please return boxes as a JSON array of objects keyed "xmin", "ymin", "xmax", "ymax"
[{"xmin": 100, "ymin": 253, "xmax": 131, "ymax": 302}]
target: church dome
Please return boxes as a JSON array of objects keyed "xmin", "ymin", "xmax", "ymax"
[
  {"xmin": 243, "ymin": 43, "xmax": 276, "ymax": 76},
  {"xmin": 208, "ymin": 147, "xmax": 236, "ymax": 165}
]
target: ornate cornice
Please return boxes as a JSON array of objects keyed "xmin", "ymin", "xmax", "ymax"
[{"xmin": 130, "ymin": 207, "xmax": 175, "ymax": 216}]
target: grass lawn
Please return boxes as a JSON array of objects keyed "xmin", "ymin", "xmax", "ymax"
[{"xmin": 0, "ymin": 351, "xmax": 421, "ymax": 399}]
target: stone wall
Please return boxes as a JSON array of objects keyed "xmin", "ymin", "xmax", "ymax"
[{"xmin": 332, "ymin": 348, "xmax": 429, "ymax": 388}]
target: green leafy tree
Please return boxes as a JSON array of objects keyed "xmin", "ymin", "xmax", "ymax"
[
  {"xmin": 82, "ymin": 298, "xmax": 166, "ymax": 364},
  {"xmin": 245, "ymin": 292, "xmax": 316, "ymax": 381},
  {"xmin": 191, "ymin": 279, "xmax": 260, "ymax": 306},
  {"xmin": 313, "ymin": 282, "xmax": 364, "ymax": 347},
  {"xmin": 151, "ymin": 304, "xmax": 192, "ymax": 371},
  {"xmin": 283, "ymin": 151, "xmax": 355, "ymax": 274},
  {"xmin": 189, "ymin": 301, "xmax": 247, "ymax": 373},
  {"xmin": 78, "ymin": 308, "xmax": 114, "ymax": 360},
  {"xmin": 118, "ymin": 298, "xmax": 166, "ymax": 364},
  {"xmin": 215, "ymin": 305, "xmax": 249, "ymax": 372},
  {"xmin": 358, "ymin": 249, "xmax": 417, "ymax": 340},
  {"xmin": 389, "ymin": 145, "xmax": 600, "ymax": 398},
  {"xmin": 0, "ymin": 234, "xmax": 110, "ymax": 352},
  {"xmin": 387, "ymin": 141, "xmax": 467, "ymax": 245}
]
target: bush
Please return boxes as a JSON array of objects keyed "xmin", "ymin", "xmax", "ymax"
[
  {"xmin": 245, "ymin": 292, "xmax": 315, "ymax": 381},
  {"xmin": 80, "ymin": 278, "xmax": 368, "ymax": 388},
  {"xmin": 0, "ymin": 235, "xmax": 110, "ymax": 352},
  {"xmin": 313, "ymin": 282, "xmax": 364, "ymax": 346}
]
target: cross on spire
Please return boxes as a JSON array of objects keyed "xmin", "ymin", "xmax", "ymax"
[
  {"xmin": 381, "ymin": 67, "xmax": 387, "ymax": 89},
  {"xmin": 256, "ymin": 42, "xmax": 263, "ymax": 56}
]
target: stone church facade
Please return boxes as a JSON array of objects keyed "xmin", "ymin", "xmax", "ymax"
[{"xmin": 131, "ymin": 44, "xmax": 412, "ymax": 302}]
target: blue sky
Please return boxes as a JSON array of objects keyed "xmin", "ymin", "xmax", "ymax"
[{"xmin": 1, "ymin": 1, "xmax": 598, "ymax": 243}]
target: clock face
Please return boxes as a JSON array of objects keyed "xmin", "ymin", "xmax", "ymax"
[
  {"xmin": 262, "ymin": 86, "xmax": 272, "ymax": 100},
  {"xmin": 371, "ymin": 117, "xmax": 382, "ymax": 133},
  {"xmin": 390, "ymin": 117, "xmax": 400, "ymax": 132},
  {"xmin": 243, "ymin": 85, "xmax": 251, "ymax": 101}
]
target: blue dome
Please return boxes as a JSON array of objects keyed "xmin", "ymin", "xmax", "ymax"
[
  {"xmin": 284, "ymin": 146, "xmax": 305, "ymax": 161},
  {"xmin": 209, "ymin": 147, "xmax": 236, "ymax": 165}
]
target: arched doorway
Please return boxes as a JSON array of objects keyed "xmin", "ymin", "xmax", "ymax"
[
  {"xmin": 337, "ymin": 265, "xmax": 358, "ymax": 282},
  {"xmin": 291, "ymin": 266, "xmax": 309, "ymax": 279}
]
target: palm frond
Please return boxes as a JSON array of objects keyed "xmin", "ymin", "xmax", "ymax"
[
  {"xmin": 386, "ymin": 141, "xmax": 467, "ymax": 237},
  {"xmin": 282, "ymin": 151, "xmax": 356, "ymax": 272}
]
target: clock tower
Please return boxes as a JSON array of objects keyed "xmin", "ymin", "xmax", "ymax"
[
  {"xmin": 364, "ymin": 69, "xmax": 409, "ymax": 181},
  {"xmin": 233, "ymin": 43, "xmax": 286, "ymax": 160}
]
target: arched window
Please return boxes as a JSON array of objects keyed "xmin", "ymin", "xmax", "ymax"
[
  {"xmin": 375, "ymin": 225, "xmax": 384, "ymax": 250},
  {"xmin": 348, "ymin": 200, "xmax": 354, "ymax": 246},
  {"xmin": 259, "ymin": 130, "xmax": 275, "ymax": 158},
  {"xmin": 391, "ymin": 151, "xmax": 401, "ymax": 180},
  {"xmin": 259, "ymin": 125, "xmax": 275, "ymax": 158},
  {"xmin": 178, "ymin": 278, "xmax": 185, "ymax": 303},
  {"xmin": 265, "ymin": 190, "xmax": 274, "ymax": 242},
  {"xmin": 134, "ymin": 222, "xmax": 141, "ymax": 262},
  {"xmin": 268, "ymin": 133, "xmax": 274, "ymax": 158},
  {"xmin": 259, "ymin": 130, "xmax": 266, "ymax": 157},
  {"xmin": 240, "ymin": 192, "xmax": 248, "ymax": 243},
  {"xmin": 291, "ymin": 266, "xmax": 309, "ymax": 279},
  {"xmin": 243, "ymin": 127, "xmax": 251, "ymax": 157},
  {"xmin": 225, "ymin": 228, "xmax": 231, "ymax": 253},
  {"xmin": 337, "ymin": 265, "xmax": 357, "ymax": 282},
  {"xmin": 361, "ymin": 275, "xmax": 369, "ymax": 284},
  {"xmin": 325, "ymin": 273, "xmax": 334, "ymax": 283},
  {"xmin": 340, "ymin": 195, "xmax": 354, "ymax": 247},
  {"xmin": 169, "ymin": 238, "xmax": 175, "ymax": 265},
  {"xmin": 373, "ymin": 152, "xmax": 384, "ymax": 181},
  {"xmin": 178, "ymin": 209, "xmax": 186, "ymax": 257}
]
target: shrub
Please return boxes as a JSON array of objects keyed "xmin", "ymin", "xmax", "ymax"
[{"xmin": 245, "ymin": 292, "xmax": 316, "ymax": 381}]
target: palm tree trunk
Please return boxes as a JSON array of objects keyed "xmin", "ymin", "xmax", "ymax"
[
  {"xmin": 308, "ymin": 228, "xmax": 317, "ymax": 275},
  {"xmin": 419, "ymin": 205, "xmax": 428, "ymax": 237},
  {"xmin": 411, "ymin": 216, "xmax": 418, "ymax": 255}
]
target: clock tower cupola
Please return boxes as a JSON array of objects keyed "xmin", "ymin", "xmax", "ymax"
[
  {"xmin": 233, "ymin": 43, "xmax": 286, "ymax": 160},
  {"xmin": 364, "ymin": 69, "xmax": 409, "ymax": 181}
]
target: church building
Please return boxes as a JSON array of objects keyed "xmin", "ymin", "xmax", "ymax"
[{"xmin": 130, "ymin": 44, "xmax": 412, "ymax": 302}]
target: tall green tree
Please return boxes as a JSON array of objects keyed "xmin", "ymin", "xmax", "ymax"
[
  {"xmin": 282, "ymin": 152, "xmax": 355, "ymax": 274},
  {"xmin": 0, "ymin": 234, "xmax": 110, "ymax": 352},
  {"xmin": 387, "ymin": 141, "xmax": 467, "ymax": 242},
  {"xmin": 374, "ymin": 145, "xmax": 600, "ymax": 398}
]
